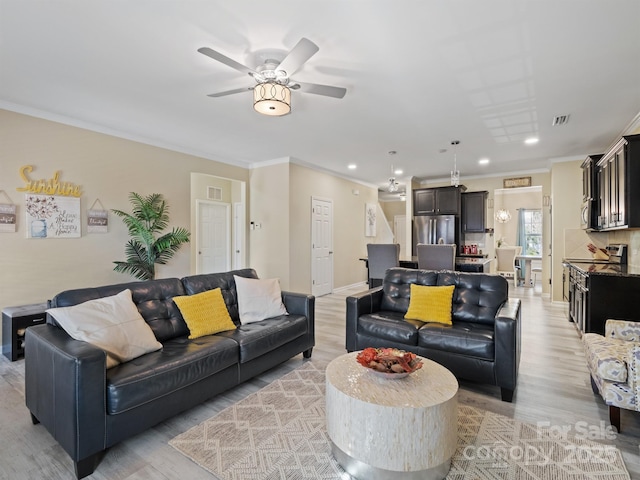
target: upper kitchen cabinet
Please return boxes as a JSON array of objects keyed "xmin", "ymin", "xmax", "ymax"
[
  {"xmin": 413, "ymin": 186, "xmax": 466, "ymax": 215},
  {"xmin": 596, "ymin": 134, "xmax": 640, "ymax": 230},
  {"xmin": 580, "ymin": 154, "xmax": 602, "ymax": 231},
  {"xmin": 462, "ymin": 191, "xmax": 488, "ymax": 232}
]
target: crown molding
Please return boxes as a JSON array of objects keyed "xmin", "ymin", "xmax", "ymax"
[{"xmin": 0, "ymin": 101, "xmax": 251, "ymax": 168}]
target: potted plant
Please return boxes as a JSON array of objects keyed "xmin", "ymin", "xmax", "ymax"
[{"xmin": 112, "ymin": 192, "xmax": 190, "ymax": 280}]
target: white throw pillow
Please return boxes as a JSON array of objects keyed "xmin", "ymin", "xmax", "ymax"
[
  {"xmin": 234, "ymin": 275, "xmax": 288, "ymax": 325},
  {"xmin": 47, "ymin": 289, "xmax": 162, "ymax": 368}
]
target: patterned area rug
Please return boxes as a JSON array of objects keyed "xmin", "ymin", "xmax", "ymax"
[{"xmin": 170, "ymin": 361, "xmax": 630, "ymax": 480}]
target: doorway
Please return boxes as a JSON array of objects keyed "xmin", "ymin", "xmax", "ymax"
[
  {"xmin": 311, "ymin": 197, "xmax": 333, "ymax": 296},
  {"xmin": 191, "ymin": 173, "xmax": 246, "ymax": 275}
]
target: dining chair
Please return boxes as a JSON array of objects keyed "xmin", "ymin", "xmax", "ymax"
[
  {"xmin": 495, "ymin": 246, "xmax": 523, "ymax": 284},
  {"xmin": 416, "ymin": 243, "xmax": 456, "ymax": 270},
  {"xmin": 366, "ymin": 243, "xmax": 400, "ymax": 287}
]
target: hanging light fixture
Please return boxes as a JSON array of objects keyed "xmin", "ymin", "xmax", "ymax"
[
  {"xmin": 495, "ymin": 209, "xmax": 512, "ymax": 223},
  {"xmin": 450, "ymin": 140, "xmax": 460, "ymax": 187},
  {"xmin": 253, "ymin": 82, "xmax": 291, "ymax": 116},
  {"xmin": 387, "ymin": 152, "xmax": 399, "ymax": 192}
]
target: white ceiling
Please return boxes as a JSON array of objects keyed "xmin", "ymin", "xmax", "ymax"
[{"xmin": 1, "ymin": 1, "xmax": 639, "ymax": 194}]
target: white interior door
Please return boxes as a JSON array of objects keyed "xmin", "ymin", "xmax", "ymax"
[
  {"xmin": 394, "ymin": 215, "xmax": 407, "ymax": 259},
  {"xmin": 311, "ymin": 197, "xmax": 333, "ymax": 296},
  {"xmin": 196, "ymin": 200, "xmax": 230, "ymax": 274}
]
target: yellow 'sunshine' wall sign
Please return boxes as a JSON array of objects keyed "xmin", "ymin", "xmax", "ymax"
[{"xmin": 16, "ymin": 165, "xmax": 82, "ymax": 197}]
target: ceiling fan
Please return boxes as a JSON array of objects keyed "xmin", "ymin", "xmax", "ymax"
[{"xmin": 198, "ymin": 38, "xmax": 347, "ymax": 116}]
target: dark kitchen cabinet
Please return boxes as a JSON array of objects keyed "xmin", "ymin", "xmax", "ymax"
[
  {"xmin": 596, "ymin": 134, "xmax": 640, "ymax": 230},
  {"xmin": 414, "ymin": 189, "xmax": 436, "ymax": 214},
  {"xmin": 462, "ymin": 191, "xmax": 487, "ymax": 232},
  {"xmin": 580, "ymin": 154, "xmax": 602, "ymax": 230},
  {"xmin": 413, "ymin": 186, "xmax": 466, "ymax": 215},
  {"xmin": 565, "ymin": 263, "xmax": 640, "ymax": 336}
]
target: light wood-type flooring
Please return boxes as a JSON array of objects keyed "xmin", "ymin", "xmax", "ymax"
[{"xmin": 1, "ymin": 281, "xmax": 639, "ymax": 479}]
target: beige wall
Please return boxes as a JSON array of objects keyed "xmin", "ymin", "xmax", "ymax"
[
  {"xmin": 248, "ymin": 161, "xmax": 378, "ymax": 293},
  {"xmin": 550, "ymin": 160, "xmax": 582, "ymax": 301},
  {"xmin": 0, "ymin": 109, "xmax": 248, "ymax": 327},
  {"xmin": 289, "ymin": 163, "xmax": 378, "ymax": 292},
  {"xmin": 248, "ymin": 161, "xmax": 291, "ymax": 288}
]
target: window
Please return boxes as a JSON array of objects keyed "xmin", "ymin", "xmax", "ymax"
[{"xmin": 521, "ymin": 209, "xmax": 542, "ymax": 255}]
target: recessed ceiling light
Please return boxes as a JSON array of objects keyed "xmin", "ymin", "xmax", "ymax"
[
  {"xmin": 478, "ymin": 158, "xmax": 490, "ymax": 165},
  {"xmin": 525, "ymin": 137, "xmax": 539, "ymax": 145},
  {"xmin": 348, "ymin": 164, "xmax": 357, "ymax": 170},
  {"xmin": 394, "ymin": 169, "xmax": 403, "ymax": 175}
]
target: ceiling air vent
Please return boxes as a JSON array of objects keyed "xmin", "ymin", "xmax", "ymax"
[{"xmin": 552, "ymin": 115, "xmax": 570, "ymax": 126}]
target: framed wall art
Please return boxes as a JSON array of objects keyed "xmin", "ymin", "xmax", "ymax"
[
  {"xmin": 365, "ymin": 202, "xmax": 376, "ymax": 237},
  {"xmin": 0, "ymin": 191, "xmax": 17, "ymax": 233},
  {"xmin": 25, "ymin": 194, "xmax": 81, "ymax": 238}
]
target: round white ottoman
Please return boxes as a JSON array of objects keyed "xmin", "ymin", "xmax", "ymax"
[{"xmin": 326, "ymin": 351, "xmax": 458, "ymax": 480}]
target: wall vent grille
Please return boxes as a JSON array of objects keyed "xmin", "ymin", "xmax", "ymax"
[{"xmin": 207, "ymin": 186, "xmax": 222, "ymax": 201}]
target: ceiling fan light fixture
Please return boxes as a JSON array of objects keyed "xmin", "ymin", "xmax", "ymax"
[{"xmin": 253, "ymin": 82, "xmax": 291, "ymax": 116}]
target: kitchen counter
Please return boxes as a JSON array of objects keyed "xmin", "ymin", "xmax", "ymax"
[
  {"xmin": 360, "ymin": 256, "xmax": 493, "ymax": 273},
  {"xmin": 563, "ymin": 260, "xmax": 640, "ymax": 335},
  {"xmin": 455, "ymin": 257, "xmax": 492, "ymax": 273},
  {"xmin": 563, "ymin": 260, "xmax": 640, "ymax": 277}
]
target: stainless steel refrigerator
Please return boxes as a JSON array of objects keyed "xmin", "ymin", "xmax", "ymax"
[{"xmin": 413, "ymin": 215, "xmax": 458, "ymax": 255}]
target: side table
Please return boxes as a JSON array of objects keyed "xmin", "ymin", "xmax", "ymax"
[
  {"xmin": 2, "ymin": 302, "xmax": 48, "ymax": 361},
  {"xmin": 326, "ymin": 352, "xmax": 458, "ymax": 480}
]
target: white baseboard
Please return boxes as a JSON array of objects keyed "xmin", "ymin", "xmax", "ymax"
[{"xmin": 332, "ymin": 281, "xmax": 368, "ymax": 294}]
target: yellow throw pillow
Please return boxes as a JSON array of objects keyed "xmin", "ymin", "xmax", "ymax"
[
  {"xmin": 173, "ymin": 288, "xmax": 236, "ymax": 339},
  {"xmin": 404, "ymin": 284, "xmax": 455, "ymax": 325}
]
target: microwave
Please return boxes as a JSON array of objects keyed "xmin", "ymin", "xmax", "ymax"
[{"xmin": 581, "ymin": 199, "xmax": 597, "ymax": 230}]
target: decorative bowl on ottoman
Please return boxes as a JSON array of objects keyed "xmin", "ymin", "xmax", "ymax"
[{"xmin": 356, "ymin": 347, "xmax": 423, "ymax": 377}]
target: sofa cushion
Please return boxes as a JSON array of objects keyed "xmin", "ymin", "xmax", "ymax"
[
  {"xmin": 380, "ymin": 269, "xmax": 438, "ymax": 313},
  {"xmin": 47, "ymin": 289, "xmax": 163, "ymax": 369},
  {"xmin": 216, "ymin": 314, "xmax": 307, "ymax": 363},
  {"xmin": 105, "ymin": 334, "xmax": 239, "ymax": 414},
  {"xmin": 358, "ymin": 311, "xmax": 422, "ymax": 346},
  {"xmin": 436, "ymin": 271, "xmax": 508, "ymax": 326},
  {"xmin": 234, "ymin": 276, "xmax": 288, "ymax": 324},
  {"xmin": 404, "ymin": 284, "xmax": 455, "ymax": 325},
  {"xmin": 49, "ymin": 278, "xmax": 189, "ymax": 343},
  {"xmin": 172, "ymin": 288, "xmax": 236, "ymax": 339},
  {"xmin": 418, "ymin": 321, "xmax": 495, "ymax": 360},
  {"xmin": 181, "ymin": 269, "xmax": 258, "ymax": 325}
]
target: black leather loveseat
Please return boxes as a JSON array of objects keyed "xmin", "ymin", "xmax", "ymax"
[
  {"xmin": 346, "ymin": 267, "xmax": 520, "ymax": 401},
  {"xmin": 25, "ymin": 268, "xmax": 314, "ymax": 479}
]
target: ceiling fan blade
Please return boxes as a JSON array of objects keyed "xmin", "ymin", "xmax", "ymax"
[
  {"xmin": 276, "ymin": 38, "xmax": 319, "ymax": 76},
  {"xmin": 291, "ymin": 81, "xmax": 347, "ymax": 99},
  {"xmin": 198, "ymin": 47, "xmax": 256, "ymax": 76},
  {"xmin": 207, "ymin": 86, "xmax": 253, "ymax": 98}
]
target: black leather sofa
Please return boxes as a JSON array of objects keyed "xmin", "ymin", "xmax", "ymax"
[
  {"xmin": 25, "ymin": 268, "xmax": 314, "ymax": 479},
  {"xmin": 346, "ymin": 267, "xmax": 521, "ymax": 401}
]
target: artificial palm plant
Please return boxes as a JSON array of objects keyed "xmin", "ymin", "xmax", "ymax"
[{"xmin": 112, "ymin": 192, "xmax": 190, "ymax": 280}]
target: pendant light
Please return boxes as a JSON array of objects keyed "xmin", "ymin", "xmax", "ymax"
[{"xmin": 450, "ymin": 140, "xmax": 460, "ymax": 187}]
